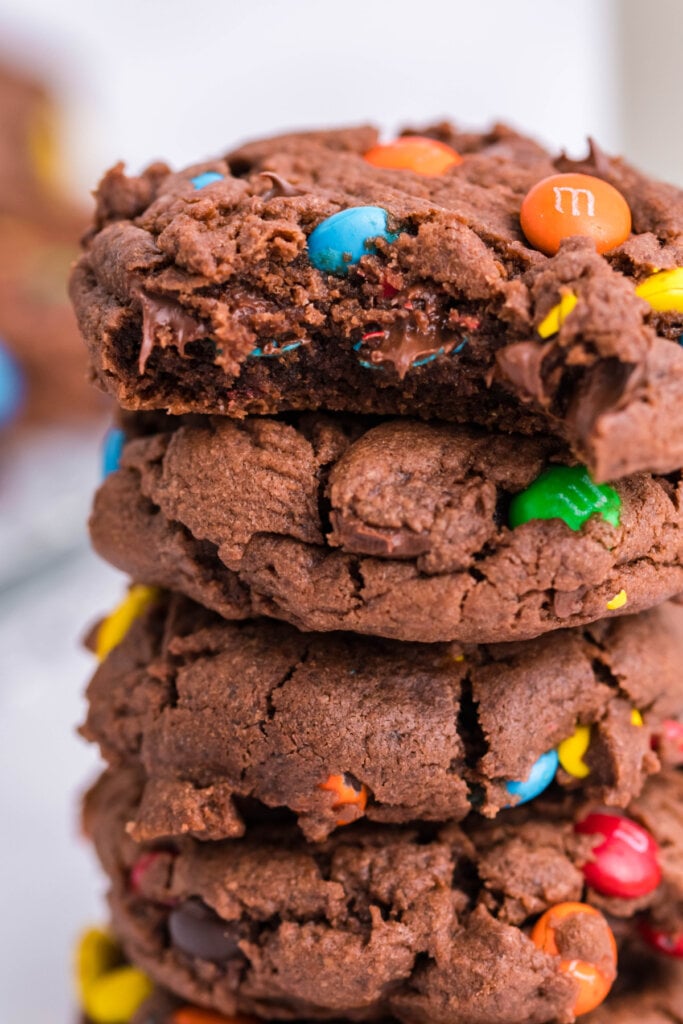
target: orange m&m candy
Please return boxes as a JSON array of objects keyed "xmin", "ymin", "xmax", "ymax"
[
  {"xmin": 520, "ymin": 173, "xmax": 631, "ymax": 255},
  {"xmin": 172, "ymin": 1009, "xmax": 259, "ymax": 1024},
  {"xmin": 318, "ymin": 772, "xmax": 368, "ymax": 826},
  {"xmin": 365, "ymin": 136, "xmax": 462, "ymax": 176},
  {"xmin": 531, "ymin": 902, "xmax": 617, "ymax": 1016}
]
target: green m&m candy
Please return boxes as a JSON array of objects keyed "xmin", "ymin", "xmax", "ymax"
[{"xmin": 509, "ymin": 465, "xmax": 621, "ymax": 532}]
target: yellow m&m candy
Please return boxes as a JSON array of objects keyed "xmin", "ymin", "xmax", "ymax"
[
  {"xmin": 558, "ymin": 725, "xmax": 591, "ymax": 779},
  {"xmin": 83, "ymin": 966, "xmax": 153, "ymax": 1024},
  {"xmin": 75, "ymin": 928, "xmax": 153, "ymax": 1024},
  {"xmin": 635, "ymin": 267, "xmax": 683, "ymax": 313},
  {"xmin": 96, "ymin": 585, "xmax": 160, "ymax": 661}
]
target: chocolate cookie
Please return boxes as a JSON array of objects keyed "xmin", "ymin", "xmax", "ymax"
[
  {"xmin": 82, "ymin": 592, "xmax": 683, "ymax": 843},
  {"xmin": 88, "ymin": 959, "xmax": 683, "ymax": 1024},
  {"xmin": 0, "ymin": 60, "xmax": 104, "ymax": 425},
  {"xmin": 90, "ymin": 415, "xmax": 683, "ymax": 644},
  {"xmin": 84, "ymin": 766, "xmax": 683, "ymax": 1024},
  {"xmin": 70, "ymin": 123, "xmax": 683, "ymax": 481}
]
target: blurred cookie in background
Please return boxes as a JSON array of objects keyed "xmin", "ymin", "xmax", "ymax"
[{"xmin": 0, "ymin": 58, "xmax": 106, "ymax": 427}]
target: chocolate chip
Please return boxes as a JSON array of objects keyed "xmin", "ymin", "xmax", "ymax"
[{"xmin": 168, "ymin": 898, "xmax": 242, "ymax": 961}]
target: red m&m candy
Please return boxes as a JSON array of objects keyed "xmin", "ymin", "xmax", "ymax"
[
  {"xmin": 575, "ymin": 812, "xmax": 661, "ymax": 899},
  {"xmin": 520, "ymin": 172, "xmax": 631, "ymax": 255},
  {"xmin": 365, "ymin": 136, "xmax": 462, "ymax": 175},
  {"xmin": 639, "ymin": 920, "xmax": 683, "ymax": 958},
  {"xmin": 652, "ymin": 719, "xmax": 683, "ymax": 766},
  {"xmin": 130, "ymin": 851, "xmax": 167, "ymax": 894}
]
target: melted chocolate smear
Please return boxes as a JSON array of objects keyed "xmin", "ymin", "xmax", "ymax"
[
  {"xmin": 138, "ymin": 292, "xmax": 209, "ymax": 374},
  {"xmin": 496, "ymin": 340, "xmax": 552, "ymax": 404},
  {"xmin": 168, "ymin": 898, "xmax": 242, "ymax": 962},
  {"xmin": 258, "ymin": 171, "xmax": 305, "ymax": 200},
  {"xmin": 362, "ymin": 319, "xmax": 462, "ymax": 380}
]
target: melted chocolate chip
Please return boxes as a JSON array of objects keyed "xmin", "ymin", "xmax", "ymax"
[
  {"xmin": 329, "ymin": 509, "xmax": 431, "ymax": 558},
  {"xmin": 168, "ymin": 898, "xmax": 242, "ymax": 962},
  {"xmin": 137, "ymin": 293, "xmax": 209, "ymax": 374},
  {"xmin": 258, "ymin": 172, "xmax": 304, "ymax": 200}
]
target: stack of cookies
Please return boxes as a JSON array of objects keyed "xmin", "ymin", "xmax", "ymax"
[{"xmin": 71, "ymin": 124, "xmax": 683, "ymax": 1024}]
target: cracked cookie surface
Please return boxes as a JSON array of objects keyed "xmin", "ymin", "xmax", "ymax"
[
  {"xmin": 84, "ymin": 767, "xmax": 683, "ymax": 1024},
  {"xmin": 82, "ymin": 593, "xmax": 683, "ymax": 843},
  {"xmin": 90, "ymin": 415, "xmax": 683, "ymax": 644},
  {"xmin": 70, "ymin": 123, "xmax": 683, "ymax": 481}
]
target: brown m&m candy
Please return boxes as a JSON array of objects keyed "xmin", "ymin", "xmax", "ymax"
[{"xmin": 520, "ymin": 172, "xmax": 631, "ymax": 255}]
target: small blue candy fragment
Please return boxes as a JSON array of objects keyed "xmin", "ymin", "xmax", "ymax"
[
  {"xmin": 353, "ymin": 336, "xmax": 468, "ymax": 373},
  {"xmin": 308, "ymin": 207, "xmax": 398, "ymax": 275},
  {"xmin": 191, "ymin": 171, "xmax": 224, "ymax": 190},
  {"xmin": 505, "ymin": 748, "xmax": 558, "ymax": 806},
  {"xmin": 0, "ymin": 340, "xmax": 24, "ymax": 427},
  {"xmin": 250, "ymin": 340, "xmax": 303, "ymax": 358},
  {"xmin": 102, "ymin": 428, "xmax": 126, "ymax": 478}
]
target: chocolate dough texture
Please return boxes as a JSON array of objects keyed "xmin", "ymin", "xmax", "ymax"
[
  {"xmin": 90, "ymin": 415, "xmax": 683, "ymax": 643},
  {"xmin": 82, "ymin": 593, "xmax": 683, "ymax": 843},
  {"xmin": 70, "ymin": 123, "xmax": 683, "ymax": 481},
  {"xmin": 81, "ymin": 955, "xmax": 683, "ymax": 1024},
  {"xmin": 84, "ymin": 767, "xmax": 683, "ymax": 1024}
]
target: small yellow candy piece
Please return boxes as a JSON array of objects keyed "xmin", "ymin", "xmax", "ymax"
[
  {"xmin": 454, "ymin": 653, "xmax": 465, "ymax": 663},
  {"xmin": 635, "ymin": 268, "xmax": 683, "ymax": 313},
  {"xmin": 537, "ymin": 292, "xmax": 578, "ymax": 339},
  {"xmin": 96, "ymin": 586, "xmax": 160, "ymax": 661},
  {"xmin": 606, "ymin": 589, "xmax": 628, "ymax": 611},
  {"xmin": 83, "ymin": 966, "xmax": 153, "ymax": 1024},
  {"xmin": 76, "ymin": 928, "xmax": 121, "ymax": 997},
  {"xmin": 631, "ymin": 708, "xmax": 644, "ymax": 727},
  {"xmin": 558, "ymin": 725, "xmax": 592, "ymax": 779}
]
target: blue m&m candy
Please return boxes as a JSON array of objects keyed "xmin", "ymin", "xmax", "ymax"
[
  {"xmin": 102, "ymin": 428, "xmax": 126, "ymax": 478},
  {"xmin": 505, "ymin": 748, "xmax": 558, "ymax": 806},
  {"xmin": 307, "ymin": 206, "xmax": 398, "ymax": 275},
  {"xmin": 0, "ymin": 340, "xmax": 24, "ymax": 427},
  {"xmin": 191, "ymin": 171, "xmax": 224, "ymax": 190}
]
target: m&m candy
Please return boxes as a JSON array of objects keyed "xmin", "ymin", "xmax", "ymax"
[
  {"xmin": 575, "ymin": 812, "xmax": 661, "ymax": 899},
  {"xmin": 318, "ymin": 772, "xmax": 368, "ymax": 826},
  {"xmin": 531, "ymin": 902, "xmax": 617, "ymax": 1016},
  {"xmin": 307, "ymin": 207, "xmax": 398, "ymax": 275},
  {"xmin": 75, "ymin": 928, "xmax": 153, "ymax": 1024},
  {"xmin": 96, "ymin": 585, "xmax": 161, "ymax": 661},
  {"xmin": 102, "ymin": 428, "xmax": 125, "ymax": 478},
  {"xmin": 191, "ymin": 171, "xmax": 224, "ymax": 189},
  {"xmin": 520, "ymin": 173, "xmax": 631, "ymax": 255},
  {"xmin": 364, "ymin": 136, "xmax": 462, "ymax": 175},
  {"xmin": 639, "ymin": 920, "xmax": 683, "ymax": 958},
  {"xmin": 129, "ymin": 849, "xmax": 174, "ymax": 895},
  {"xmin": 0, "ymin": 339, "xmax": 24, "ymax": 427},
  {"xmin": 652, "ymin": 719, "xmax": 683, "ymax": 765},
  {"xmin": 509, "ymin": 465, "xmax": 621, "ymax": 532},
  {"xmin": 173, "ymin": 1010, "xmax": 259, "ymax": 1024},
  {"xmin": 606, "ymin": 589, "xmax": 628, "ymax": 611},
  {"xmin": 537, "ymin": 292, "xmax": 578, "ymax": 338},
  {"xmin": 505, "ymin": 748, "xmax": 558, "ymax": 806},
  {"xmin": 635, "ymin": 267, "xmax": 683, "ymax": 313},
  {"xmin": 558, "ymin": 725, "xmax": 591, "ymax": 778}
]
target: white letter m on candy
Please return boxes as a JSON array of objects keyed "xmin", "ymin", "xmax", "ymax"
[{"xmin": 553, "ymin": 186, "xmax": 595, "ymax": 217}]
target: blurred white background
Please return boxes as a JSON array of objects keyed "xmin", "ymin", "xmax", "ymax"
[
  {"xmin": 2, "ymin": 0, "xmax": 624, "ymax": 198},
  {"xmin": 0, "ymin": 1, "xmax": 680, "ymax": 1020}
]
